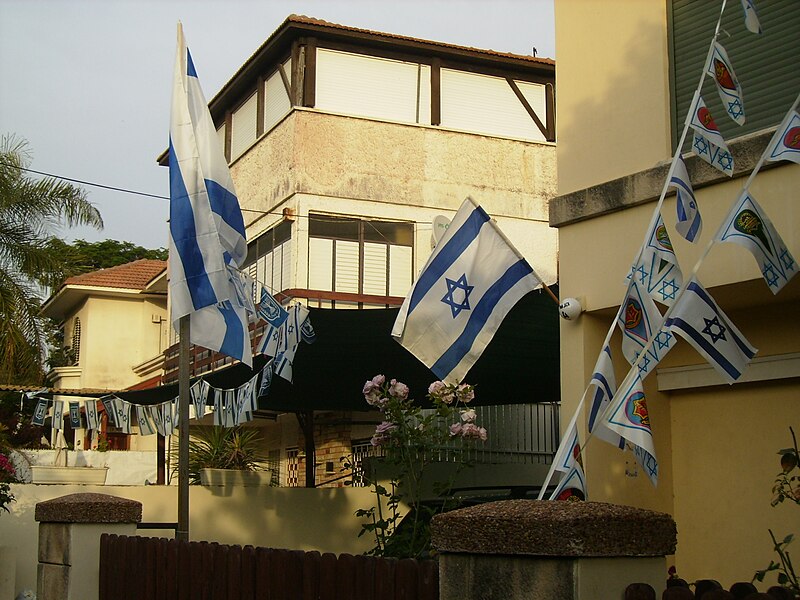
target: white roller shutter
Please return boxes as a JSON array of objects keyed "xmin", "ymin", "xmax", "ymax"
[
  {"xmin": 264, "ymin": 70, "xmax": 291, "ymax": 133},
  {"xmin": 308, "ymin": 238, "xmax": 333, "ymax": 291},
  {"xmin": 388, "ymin": 245, "xmax": 413, "ymax": 297},
  {"xmin": 363, "ymin": 243, "xmax": 388, "ymax": 296},
  {"xmin": 334, "ymin": 240, "xmax": 359, "ymax": 293},
  {"xmin": 230, "ymin": 91, "xmax": 257, "ymax": 159},
  {"xmin": 279, "ymin": 239, "xmax": 292, "ymax": 291}
]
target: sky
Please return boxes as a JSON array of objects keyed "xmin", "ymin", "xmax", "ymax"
[{"xmin": 0, "ymin": 0, "xmax": 555, "ymax": 250}]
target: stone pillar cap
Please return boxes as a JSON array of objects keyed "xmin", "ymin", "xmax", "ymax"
[
  {"xmin": 431, "ymin": 500, "xmax": 676, "ymax": 557},
  {"xmin": 35, "ymin": 493, "xmax": 142, "ymax": 524}
]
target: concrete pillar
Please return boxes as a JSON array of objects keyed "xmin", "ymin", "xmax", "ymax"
[
  {"xmin": 35, "ymin": 493, "xmax": 142, "ymax": 600},
  {"xmin": 431, "ymin": 500, "xmax": 677, "ymax": 600}
]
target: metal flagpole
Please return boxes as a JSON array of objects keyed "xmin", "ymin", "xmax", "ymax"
[{"xmin": 176, "ymin": 315, "xmax": 190, "ymax": 541}]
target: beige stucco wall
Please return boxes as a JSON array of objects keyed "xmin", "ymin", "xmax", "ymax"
[
  {"xmin": 232, "ymin": 108, "xmax": 559, "ymax": 285},
  {"xmin": 2, "ymin": 483, "xmax": 391, "ymax": 595},
  {"xmin": 554, "ymin": 0, "xmax": 799, "ymax": 588}
]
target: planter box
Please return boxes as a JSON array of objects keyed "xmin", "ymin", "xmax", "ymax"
[
  {"xmin": 31, "ymin": 465, "xmax": 109, "ymax": 485},
  {"xmin": 199, "ymin": 468, "xmax": 272, "ymax": 487}
]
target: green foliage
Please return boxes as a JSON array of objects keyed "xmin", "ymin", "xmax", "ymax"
[
  {"xmin": 0, "ymin": 134, "xmax": 103, "ymax": 384},
  {"xmin": 350, "ymin": 376, "xmax": 486, "ymax": 559},
  {"xmin": 173, "ymin": 426, "xmax": 268, "ymax": 485},
  {"xmin": 0, "ymin": 391, "xmax": 43, "ymax": 449},
  {"xmin": 753, "ymin": 427, "xmax": 799, "ymax": 594}
]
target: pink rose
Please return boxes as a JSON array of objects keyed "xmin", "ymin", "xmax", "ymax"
[
  {"xmin": 449, "ymin": 423, "xmax": 463, "ymax": 437},
  {"xmin": 456, "ymin": 384, "xmax": 475, "ymax": 403},
  {"xmin": 389, "ymin": 379, "xmax": 409, "ymax": 400},
  {"xmin": 460, "ymin": 409, "xmax": 477, "ymax": 423}
]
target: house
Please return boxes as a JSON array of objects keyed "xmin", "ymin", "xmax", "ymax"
[
  {"xmin": 157, "ymin": 15, "xmax": 561, "ymax": 489},
  {"xmin": 551, "ymin": 0, "xmax": 799, "ymax": 586},
  {"xmin": 40, "ymin": 259, "xmax": 168, "ymax": 451}
]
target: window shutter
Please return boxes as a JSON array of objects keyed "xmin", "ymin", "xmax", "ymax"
[
  {"xmin": 280, "ymin": 239, "xmax": 292, "ymax": 292},
  {"xmin": 264, "ymin": 70, "xmax": 291, "ymax": 133},
  {"xmin": 230, "ymin": 92, "xmax": 257, "ymax": 159},
  {"xmin": 671, "ymin": 0, "xmax": 800, "ymax": 151},
  {"xmin": 362, "ymin": 242, "xmax": 388, "ymax": 296},
  {"xmin": 388, "ymin": 245, "xmax": 413, "ymax": 297},
  {"xmin": 308, "ymin": 238, "xmax": 333, "ymax": 291},
  {"xmin": 334, "ymin": 240, "xmax": 360, "ymax": 293}
]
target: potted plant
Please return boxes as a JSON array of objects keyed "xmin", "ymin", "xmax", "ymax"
[{"xmin": 179, "ymin": 425, "xmax": 271, "ymax": 486}]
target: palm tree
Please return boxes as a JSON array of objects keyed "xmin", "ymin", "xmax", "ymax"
[{"xmin": 0, "ymin": 134, "xmax": 103, "ymax": 384}]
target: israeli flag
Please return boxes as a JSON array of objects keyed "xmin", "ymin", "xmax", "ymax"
[
  {"xmin": 669, "ymin": 157, "xmax": 702, "ymax": 243},
  {"xmin": 547, "ymin": 412, "xmax": 587, "ymax": 501},
  {"xmin": 740, "ymin": 0, "xmax": 762, "ymax": 34},
  {"xmin": 169, "ymin": 24, "xmax": 251, "ymax": 366},
  {"xmin": 147, "ymin": 404, "xmax": 166, "ymax": 436},
  {"xmin": 604, "ymin": 372, "xmax": 657, "ymax": 467},
  {"xmin": 588, "ymin": 345, "xmax": 624, "ymax": 449},
  {"xmin": 190, "ymin": 379, "xmax": 210, "ymax": 420},
  {"xmin": 101, "ymin": 396, "xmax": 118, "ymax": 427},
  {"xmin": 136, "ymin": 405, "xmax": 157, "ymax": 436},
  {"xmin": 85, "ymin": 400, "xmax": 100, "ymax": 431},
  {"xmin": 113, "ymin": 398, "xmax": 132, "ymax": 434},
  {"xmin": 616, "ymin": 279, "xmax": 675, "ymax": 378},
  {"xmin": 52, "ymin": 400, "xmax": 64, "ymax": 430},
  {"xmin": 629, "ymin": 213, "xmax": 683, "ymax": 306},
  {"xmin": 258, "ymin": 359, "xmax": 274, "ymax": 398},
  {"xmin": 392, "ymin": 197, "xmax": 542, "ymax": 383}
]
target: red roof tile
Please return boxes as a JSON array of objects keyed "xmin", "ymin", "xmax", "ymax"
[{"xmin": 63, "ymin": 259, "xmax": 166, "ymax": 291}]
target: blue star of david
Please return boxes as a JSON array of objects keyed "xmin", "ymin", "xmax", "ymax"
[
  {"xmin": 288, "ymin": 324, "xmax": 294, "ymax": 334},
  {"xmin": 655, "ymin": 330, "xmax": 673, "ymax": 350},
  {"xmin": 763, "ymin": 264, "xmax": 780, "ymax": 288},
  {"xmin": 702, "ymin": 316, "xmax": 727, "ymax": 343},
  {"xmin": 658, "ymin": 279, "xmax": 679, "ymax": 302},
  {"xmin": 779, "ymin": 249, "xmax": 796, "ymax": 271},
  {"xmin": 441, "ymin": 274, "xmax": 474, "ymax": 318},
  {"xmin": 717, "ymin": 151, "xmax": 733, "ymax": 170},
  {"xmin": 637, "ymin": 354, "xmax": 651, "ymax": 374},
  {"xmin": 693, "ymin": 137, "xmax": 710, "ymax": 156},
  {"xmin": 272, "ymin": 330, "xmax": 280, "ymax": 341},
  {"xmin": 634, "ymin": 264, "xmax": 648, "ymax": 284},
  {"xmin": 727, "ymin": 99, "xmax": 744, "ymax": 120}
]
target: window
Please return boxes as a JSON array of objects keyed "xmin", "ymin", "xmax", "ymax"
[
  {"xmin": 670, "ymin": 0, "xmax": 800, "ymax": 151},
  {"xmin": 350, "ymin": 439, "xmax": 383, "ymax": 487},
  {"xmin": 230, "ymin": 91, "xmax": 258, "ymax": 159},
  {"xmin": 307, "ymin": 215, "xmax": 414, "ymax": 305},
  {"xmin": 245, "ymin": 221, "xmax": 293, "ymax": 295},
  {"xmin": 71, "ymin": 317, "xmax": 81, "ymax": 365},
  {"xmin": 285, "ymin": 447, "xmax": 300, "ymax": 487},
  {"xmin": 263, "ymin": 64, "xmax": 292, "ymax": 133}
]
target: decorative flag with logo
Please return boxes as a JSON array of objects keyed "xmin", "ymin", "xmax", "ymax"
[
  {"xmin": 689, "ymin": 94, "xmax": 730, "ymax": 151},
  {"xmin": 617, "ymin": 279, "xmax": 675, "ymax": 378},
  {"xmin": 588, "ymin": 345, "xmax": 624, "ymax": 449},
  {"xmin": 691, "ymin": 131, "xmax": 734, "ymax": 176},
  {"xmin": 548, "ymin": 422, "xmax": 587, "ymax": 501},
  {"xmin": 392, "ymin": 197, "xmax": 542, "ymax": 383},
  {"xmin": 85, "ymin": 400, "xmax": 100, "ymax": 431},
  {"xmin": 259, "ymin": 359, "xmax": 275, "ymax": 398},
  {"xmin": 707, "ymin": 42, "xmax": 745, "ymax": 125},
  {"xmin": 32, "ymin": 397, "xmax": 48, "ymax": 426},
  {"xmin": 714, "ymin": 191, "xmax": 797, "ymax": 294},
  {"xmin": 604, "ymin": 372, "xmax": 658, "ymax": 486},
  {"xmin": 669, "ymin": 157, "xmax": 702, "ymax": 243},
  {"xmin": 629, "ymin": 213, "xmax": 683, "ymax": 306},
  {"xmin": 168, "ymin": 24, "xmax": 251, "ymax": 367},
  {"xmin": 256, "ymin": 286, "xmax": 290, "ymax": 356},
  {"xmin": 190, "ymin": 379, "xmax": 210, "ymax": 420},
  {"xmin": 101, "ymin": 396, "xmax": 118, "ymax": 427},
  {"xmin": 740, "ymin": 0, "xmax": 762, "ymax": 34},
  {"xmin": 764, "ymin": 110, "xmax": 800, "ymax": 165},
  {"xmin": 665, "ymin": 278, "xmax": 757, "ymax": 383},
  {"xmin": 68, "ymin": 402, "xmax": 81, "ymax": 429}
]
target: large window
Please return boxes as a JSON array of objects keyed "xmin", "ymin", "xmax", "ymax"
[
  {"xmin": 308, "ymin": 215, "xmax": 413, "ymax": 306},
  {"xmin": 670, "ymin": 0, "xmax": 800, "ymax": 151}
]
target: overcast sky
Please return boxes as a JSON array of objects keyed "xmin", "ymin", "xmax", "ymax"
[{"xmin": 0, "ymin": 0, "xmax": 555, "ymax": 250}]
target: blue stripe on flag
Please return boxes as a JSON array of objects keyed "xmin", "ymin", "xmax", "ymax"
[
  {"xmin": 431, "ymin": 259, "xmax": 533, "ymax": 379},
  {"xmin": 205, "ymin": 178, "xmax": 246, "ymax": 248},
  {"xmin": 666, "ymin": 317, "xmax": 742, "ymax": 380},
  {"xmin": 168, "ymin": 139, "xmax": 218, "ymax": 310},
  {"xmin": 686, "ymin": 282, "xmax": 757, "ymax": 358},
  {"xmin": 218, "ymin": 302, "xmax": 247, "ymax": 360},
  {"xmin": 408, "ymin": 206, "xmax": 490, "ymax": 315},
  {"xmin": 588, "ymin": 376, "xmax": 611, "ymax": 429},
  {"xmin": 186, "ymin": 48, "xmax": 197, "ymax": 78}
]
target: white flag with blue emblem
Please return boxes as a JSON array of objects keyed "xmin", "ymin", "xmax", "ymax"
[
  {"xmin": 31, "ymin": 397, "xmax": 49, "ymax": 426},
  {"xmin": 190, "ymin": 379, "xmax": 210, "ymax": 420},
  {"xmin": 765, "ymin": 110, "xmax": 800, "ymax": 165},
  {"xmin": 714, "ymin": 191, "xmax": 797, "ymax": 294},
  {"xmin": 617, "ymin": 279, "xmax": 675, "ymax": 378},
  {"xmin": 707, "ymin": 42, "xmax": 745, "ymax": 125},
  {"xmin": 691, "ymin": 131, "xmax": 734, "ymax": 176},
  {"xmin": 740, "ymin": 0, "xmax": 762, "ymax": 34},
  {"xmin": 689, "ymin": 93, "xmax": 730, "ymax": 151},
  {"xmin": 136, "ymin": 405, "xmax": 157, "ymax": 436},
  {"xmin": 547, "ymin": 410, "xmax": 587, "ymax": 501},
  {"xmin": 629, "ymin": 213, "xmax": 683, "ymax": 306},
  {"xmin": 588, "ymin": 345, "xmax": 624, "ymax": 449},
  {"xmin": 665, "ymin": 278, "xmax": 757, "ymax": 383},
  {"xmin": 392, "ymin": 197, "xmax": 542, "ymax": 383},
  {"xmin": 669, "ymin": 157, "xmax": 702, "ymax": 243},
  {"xmin": 85, "ymin": 400, "xmax": 99, "ymax": 431},
  {"xmin": 168, "ymin": 24, "xmax": 251, "ymax": 366}
]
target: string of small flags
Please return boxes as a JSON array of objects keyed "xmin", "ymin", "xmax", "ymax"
[{"xmin": 26, "ymin": 298, "xmax": 315, "ymax": 437}]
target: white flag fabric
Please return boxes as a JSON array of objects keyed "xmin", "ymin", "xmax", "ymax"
[
  {"xmin": 136, "ymin": 405, "xmax": 157, "ymax": 436},
  {"xmin": 256, "ymin": 286, "xmax": 290, "ymax": 356},
  {"xmin": 392, "ymin": 198, "xmax": 541, "ymax": 383},
  {"xmin": 629, "ymin": 213, "xmax": 683, "ymax": 306},
  {"xmin": 765, "ymin": 110, "xmax": 800, "ymax": 165},
  {"xmin": 169, "ymin": 24, "xmax": 251, "ymax": 366},
  {"xmin": 542, "ymin": 404, "xmax": 587, "ymax": 501},
  {"xmin": 714, "ymin": 191, "xmax": 797, "ymax": 294},
  {"xmin": 740, "ymin": 0, "xmax": 762, "ymax": 34},
  {"xmin": 665, "ymin": 278, "xmax": 757, "ymax": 383},
  {"xmin": 101, "ymin": 396, "xmax": 118, "ymax": 427},
  {"xmin": 190, "ymin": 379, "xmax": 210, "ymax": 420},
  {"xmin": 707, "ymin": 42, "xmax": 745, "ymax": 125},
  {"xmin": 617, "ymin": 279, "xmax": 675, "ymax": 378},
  {"xmin": 588, "ymin": 345, "xmax": 624, "ymax": 449},
  {"xmin": 632, "ymin": 444, "xmax": 659, "ymax": 488},
  {"xmin": 604, "ymin": 372, "xmax": 657, "ymax": 470},
  {"xmin": 51, "ymin": 400, "xmax": 64, "ymax": 430},
  {"xmin": 689, "ymin": 93, "xmax": 729, "ymax": 151},
  {"xmin": 113, "ymin": 398, "xmax": 132, "ymax": 434},
  {"xmin": 669, "ymin": 157, "xmax": 702, "ymax": 243},
  {"xmin": 85, "ymin": 400, "xmax": 100, "ymax": 431},
  {"xmin": 146, "ymin": 405, "xmax": 165, "ymax": 436},
  {"xmin": 691, "ymin": 131, "xmax": 734, "ymax": 176}
]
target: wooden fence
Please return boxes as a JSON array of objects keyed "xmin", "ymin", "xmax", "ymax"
[{"xmin": 99, "ymin": 534, "xmax": 438, "ymax": 600}]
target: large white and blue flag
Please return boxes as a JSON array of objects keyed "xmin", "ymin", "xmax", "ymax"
[
  {"xmin": 629, "ymin": 213, "xmax": 683, "ymax": 306},
  {"xmin": 665, "ymin": 278, "xmax": 757, "ymax": 383},
  {"xmin": 714, "ymin": 191, "xmax": 797, "ymax": 294},
  {"xmin": 169, "ymin": 24, "xmax": 251, "ymax": 366},
  {"xmin": 765, "ymin": 109, "xmax": 800, "ymax": 165},
  {"xmin": 392, "ymin": 197, "xmax": 542, "ymax": 383},
  {"xmin": 669, "ymin": 157, "xmax": 702, "ymax": 243},
  {"xmin": 707, "ymin": 42, "xmax": 745, "ymax": 125}
]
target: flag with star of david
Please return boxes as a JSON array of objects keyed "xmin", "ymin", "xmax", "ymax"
[
  {"xmin": 691, "ymin": 131, "xmax": 734, "ymax": 176},
  {"xmin": 714, "ymin": 191, "xmax": 797, "ymax": 294},
  {"xmin": 629, "ymin": 213, "xmax": 684, "ymax": 306},
  {"xmin": 707, "ymin": 42, "xmax": 745, "ymax": 125},
  {"xmin": 547, "ymin": 412, "xmax": 587, "ymax": 501},
  {"xmin": 392, "ymin": 197, "xmax": 542, "ymax": 383},
  {"xmin": 765, "ymin": 109, "xmax": 800, "ymax": 165},
  {"xmin": 740, "ymin": 0, "xmax": 762, "ymax": 34},
  {"xmin": 669, "ymin": 157, "xmax": 702, "ymax": 243},
  {"xmin": 665, "ymin": 278, "xmax": 757, "ymax": 383},
  {"xmin": 588, "ymin": 345, "xmax": 624, "ymax": 449},
  {"xmin": 689, "ymin": 93, "xmax": 729, "ymax": 151},
  {"xmin": 617, "ymin": 278, "xmax": 675, "ymax": 378},
  {"xmin": 256, "ymin": 286, "xmax": 289, "ymax": 357},
  {"xmin": 603, "ymin": 371, "xmax": 658, "ymax": 485}
]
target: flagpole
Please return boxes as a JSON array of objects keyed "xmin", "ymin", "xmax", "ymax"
[{"xmin": 176, "ymin": 315, "xmax": 190, "ymax": 542}]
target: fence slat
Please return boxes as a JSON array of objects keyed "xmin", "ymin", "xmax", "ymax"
[
  {"xmin": 418, "ymin": 558, "xmax": 438, "ymax": 600},
  {"xmin": 318, "ymin": 552, "xmax": 338, "ymax": 600},
  {"xmin": 302, "ymin": 551, "xmax": 321, "ymax": 600},
  {"xmin": 154, "ymin": 536, "xmax": 167, "ymax": 600},
  {"xmin": 374, "ymin": 556, "xmax": 396, "ymax": 599},
  {"xmin": 354, "ymin": 555, "xmax": 376, "ymax": 600},
  {"xmin": 254, "ymin": 547, "xmax": 272, "ymax": 600},
  {"xmin": 240, "ymin": 545, "xmax": 256, "ymax": 600},
  {"xmin": 395, "ymin": 559, "xmax": 418, "ymax": 600},
  {"xmin": 227, "ymin": 545, "xmax": 243, "ymax": 600},
  {"xmin": 335, "ymin": 553, "xmax": 356, "ymax": 600},
  {"xmin": 287, "ymin": 550, "xmax": 305, "ymax": 600}
]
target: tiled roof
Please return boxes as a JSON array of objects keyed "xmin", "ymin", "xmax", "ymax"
[{"xmin": 63, "ymin": 259, "xmax": 166, "ymax": 291}]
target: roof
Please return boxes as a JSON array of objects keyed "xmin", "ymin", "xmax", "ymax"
[{"xmin": 62, "ymin": 259, "xmax": 166, "ymax": 290}]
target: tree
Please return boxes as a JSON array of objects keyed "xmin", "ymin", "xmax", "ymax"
[{"xmin": 0, "ymin": 134, "xmax": 103, "ymax": 384}]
